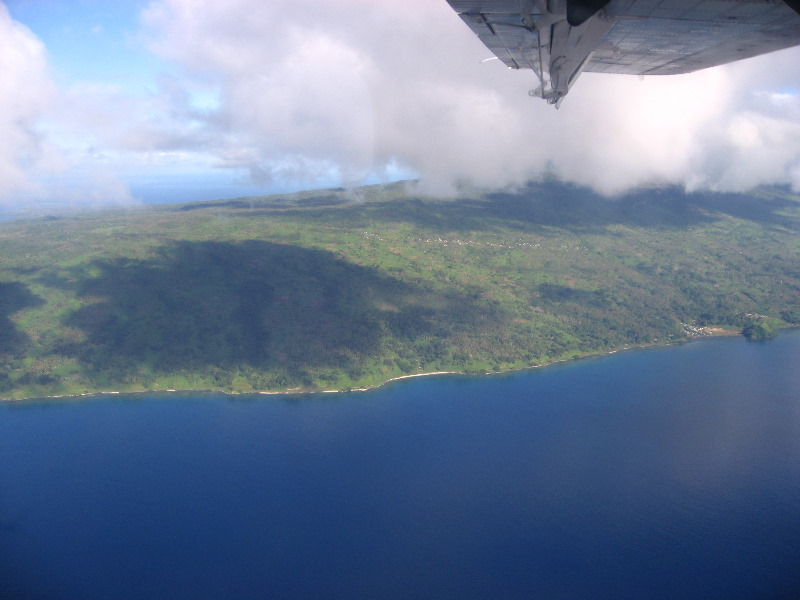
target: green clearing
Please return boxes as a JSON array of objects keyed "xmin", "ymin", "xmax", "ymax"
[{"xmin": 1, "ymin": 181, "xmax": 798, "ymax": 399}]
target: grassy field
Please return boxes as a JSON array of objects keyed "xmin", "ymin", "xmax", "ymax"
[{"xmin": 1, "ymin": 181, "xmax": 798, "ymax": 399}]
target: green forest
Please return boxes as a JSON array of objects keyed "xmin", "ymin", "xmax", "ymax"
[{"xmin": 1, "ymin": 181, "xmax": 798, "ymax": 400}]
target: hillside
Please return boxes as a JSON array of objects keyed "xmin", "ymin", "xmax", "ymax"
[{"xmin": 1, "ymin": 181, "xmax": 798, "ymax": 400}]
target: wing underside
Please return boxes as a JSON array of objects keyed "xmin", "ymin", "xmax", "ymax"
[{"xmin": 448, "ymin": 0, "xmax": 800, "ymax": 104}]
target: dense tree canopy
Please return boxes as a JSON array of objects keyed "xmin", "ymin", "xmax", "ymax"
[{"xmin": 0, "ymin": 182, "xmax": 798, "ymax": 399}]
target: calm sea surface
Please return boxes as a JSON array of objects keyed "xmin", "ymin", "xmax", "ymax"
[{"xmin": 2, "ymin": 332, "xmax": 799, "ymax": 599}]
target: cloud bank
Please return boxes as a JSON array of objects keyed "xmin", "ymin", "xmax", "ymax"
[
  {"xmin": 1, "ymin": 0, "xmax": 800, "ymax": 205},
  {"xmin": 139, "ymin": 0, "xmax": 800, "ymax": 195}
]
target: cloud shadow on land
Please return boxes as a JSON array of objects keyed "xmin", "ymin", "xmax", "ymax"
[
  {"xmin": 231, "ymin": 182, "xmax": 799, "ymax": 235},
  {"xmin": 473, "ymin": 184, "xmax": 798, "ymax": 232},
  {"xmin": 0, "ymin": 282, "xmax": 43, "ymax": 358},
  {"xmin": 58, "ymin": 240, "xmax": 494, "ymax": 387}
]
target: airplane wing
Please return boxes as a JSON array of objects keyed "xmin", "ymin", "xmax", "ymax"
[{"xmin": 447, "ymin": 0, "xmax": 800, "ymax": 106}]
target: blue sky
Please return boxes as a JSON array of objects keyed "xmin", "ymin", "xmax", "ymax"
[
  {"xmin": 7, "ymin": 1, "xmax": 155, "ymax": 90},
  {"xmin": 2, "ymin": 0, "xmax": 799, "ymax": 208}
]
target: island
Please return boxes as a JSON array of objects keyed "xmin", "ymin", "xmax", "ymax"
[{"xmin": 0, "ymin": 181, "xmax": 798, "ymax": 400}]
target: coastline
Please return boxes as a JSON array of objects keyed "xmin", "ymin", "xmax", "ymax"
[{"xmin": 1, "ymin": 327, "xmax": 758, "ymax": 403}]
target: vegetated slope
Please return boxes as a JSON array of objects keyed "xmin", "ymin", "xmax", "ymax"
[{"xmin": 0, "ymin": 181, "xmax": 798, "ymax": 399}]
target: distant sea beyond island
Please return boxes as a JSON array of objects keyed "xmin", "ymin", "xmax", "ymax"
[{"xmin": 0, "ymin": 181, "xmax": 798, "ymax": 401}]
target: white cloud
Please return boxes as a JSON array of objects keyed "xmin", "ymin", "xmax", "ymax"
[
  {"xmin": 0, "ymin": 3, "xmax": 141, "ymax": 207},
  {"xmin": 139, "ymin": 0, "xmax": 800, "ymax": 196},
  {"xmin": 0, "ymin": 3, "xmax": 58, "ymax": 203},
  {"xmin": 2, "ymin": 0, "xmax": 800, "ymax": 206}
]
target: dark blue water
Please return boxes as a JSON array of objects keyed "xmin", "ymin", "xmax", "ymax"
[{"xmin": 2, "ymin": 332, "xmax": 799, "ymax": 600}]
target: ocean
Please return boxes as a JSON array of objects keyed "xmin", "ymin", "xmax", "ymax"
[{"xmin": 2, "ymin": 331, "xmax": 799, "ymax": 599}]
